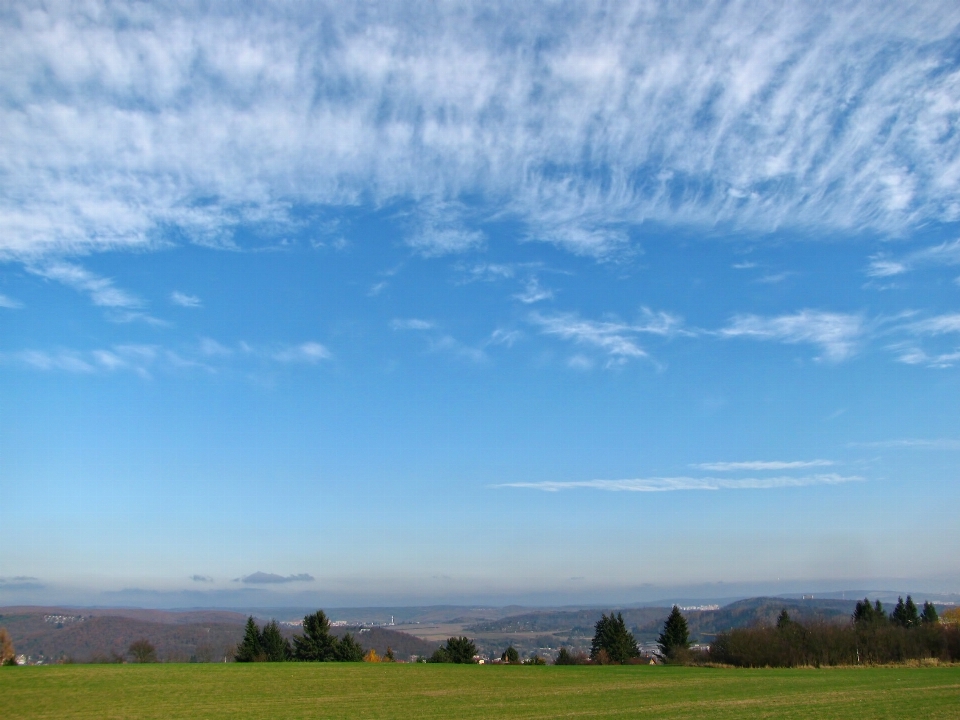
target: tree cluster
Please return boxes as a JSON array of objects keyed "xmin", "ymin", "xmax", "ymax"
[
  {"xmin": 710, "ymin": 599, "xmax": 959, "ymax": 667},
  {"xmin": 553, "ymin": 647, "xmax": 589, "ymax": 665},
  {"xmin": 235, "ymin": 610, "xmax": 364, "ymax": 663},
  {"xmin": 428, "ymin": 636, "xmax": 477, "ymax": 663},
  {"xmin": 854, "ymin": 596, "xmax": 939, "ymax": 629}
]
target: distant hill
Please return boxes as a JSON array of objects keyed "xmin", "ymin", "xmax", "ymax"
[
  {"xmin": 333, "ymin": 627, "xmax": 438, "ymax": 660},
  {"xmin": 466, "ymin": 597, "xmax": 862, "ymax": 644},
  {"xmin": 0, "ymin": 607, "xmax": 438, "ymax": 663}
]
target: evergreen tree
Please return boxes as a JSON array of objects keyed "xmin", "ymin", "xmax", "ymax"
[
  {"xmin": 442, "ymin": 636, "xmax": 478, "ymax": 664},
  {"xmin": 657, "ymin": 606, "xmax": 690, "ymax": 659},
  {"xmin": 591, "ymin": 612, "xmax": 639, "ymax": 664},
  {"xmin": 853, "ymin": 598, "xmax": 886, "ymax": 624},
  {"xmin": 334, "ymin": 632, "xmax": 365, "ymax": 662},
  {"xmin": 384, "ymin": 646, "xmax": 395, "ymax": 662},
  {"xmin": 921, "ymin": 601, "xmax": 939, "ymax": 625},
  {"xmin": 235, "ymin": 617, "xmax": 264, "ymax": 662},
  {"xmin": 501, "ymin": 646, "xmax": 519, "ymax": 663},
  {"xmin": 776, "ymin": 609, "xmax": 791, "ymax": 629},
  {"xmin": 891, "ymin": 596, "xmax": 921, "ymax": 628},
  {"xmin": 261, "ymin": 620, "xmax": 291, "ymax": 662},
  {"xmin": 293, "ymin": 610, "xmax": 338, "ymax": 661},
  {"xmin": 429, "ymin": 636, "xmax": 476, "ymax": 663}
]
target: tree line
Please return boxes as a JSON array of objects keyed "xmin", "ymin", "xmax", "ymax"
[
  {"xmin": 710, "ymin": 597, "xmax": 960, "ymax": 667},
  {"xmin": 235, "ymin": 611, "xmax": 365, "ymax": 662}
]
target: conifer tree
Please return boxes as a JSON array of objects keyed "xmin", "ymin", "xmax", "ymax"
[
  {"xmin": 921, "ymin": 601, "xmax": 939, "ymax": 625},
  {"xmin": 235, "ymin": 617, "xmax": 264, "ymax": 662},
  {"xmin": 891, "ymin": 596, "xmax": 921, "ymax": 628},
  {"xmin": 657, "ymin": 606, "xmax": 690, "ymax": 659},
  {"xmin": 334, "ymin": 632, "xmax": 365, "ymax": 662},
  {"xmin": 591, "ymin": 612, "xmax": 639, "ymax": 664},
  {"xmin": 293, "ymin": 610, "xmax": 339, "ymax": 661},
  {"xmin": 261, "ymin": 620, "xmax": 291, "ymax": 661}
]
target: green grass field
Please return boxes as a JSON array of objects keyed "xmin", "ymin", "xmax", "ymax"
[{"xmin": 2, "ymin": 664, "xmax": 959, "ymax": 719}]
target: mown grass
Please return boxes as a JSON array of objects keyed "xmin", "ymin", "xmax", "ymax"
[{"xmin": 2, "ymin": 663, "xmax": 959, "ymax": 719}]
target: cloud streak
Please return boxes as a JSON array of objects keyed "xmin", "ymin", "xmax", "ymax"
[
  {"xmin": 531, "ymin": 308, "xmax": 684, "ymax": 365},
  {"xmin": 239, "ymin": 572, "xmax": 314, "ymax": 584},
  {"xmin": 29, "ymin": 262, "xmax": 140, "ymax": 308},
  {"xmin": 720, "ymin": 310, "xmax": 862, "ymax": 362},
  {"xmin": 171, "ymin": 291, "xmax": 201, "ymax": 308},
  {"xmin": 496, "ymin": 474, "xmax": 863, "ymax": 492},
  {"xmin": 693, "ymin": 460, "xmax": 834, "ymax": 472}
]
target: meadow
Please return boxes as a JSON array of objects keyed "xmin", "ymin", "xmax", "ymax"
[{"xmin": 2, "ymin": 663, "xmax": 959, "ymax": 719}]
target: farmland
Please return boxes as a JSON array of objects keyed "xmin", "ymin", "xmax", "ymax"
[{"xmin": 2, "ymin": 663, "xmax": 959, "ymax": 719}]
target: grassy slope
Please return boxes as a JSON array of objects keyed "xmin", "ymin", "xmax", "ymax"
[{"xmin": 2, "ymin": 664, "xmax": 959, "ymax": 719}]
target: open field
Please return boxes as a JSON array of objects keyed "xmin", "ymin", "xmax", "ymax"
[{"xmin": 2, "ymin": 664, "xmax": 959, "ymax": 719}]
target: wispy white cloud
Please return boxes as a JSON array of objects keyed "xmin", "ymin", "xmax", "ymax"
[
  {"xmin": 391, "ymin": 318, "xmax": 435, "ymax": 331},
  {"xmin": 488, "ymin": 328, "xmax": 522, "ymax": 347},
  {"xmin": 5, "ymin": 349, "xmax": 96, "ymax": 373},
  {"xmin": 0, "ymin": 293, "xmax": 22, "ymax": 308},
  {"xmin": 908, "ymin": 313, "xmax": 960, "ymax": 336},
  {"xmin": 867, "ymin": 240, "xmax": 960, "ymax": 278},
  {"xmin": 1, "ymin": 339, "xmax": 331, "ymax": 375},
  {"xmin": 851, "ymin": 438, "xmax": 960, "ymax": 450},
  {"xmin": 429, "ymin": 335, "xmax": 486, "ymax": 363},
  {"xmin": 893, "ymin": 346, "xmax": 960, "ymax": 369},
  {"xmin": 171, "ymin": 291, "xmax": 201, "ymax": 307},
  {"xmin": 720, "ymin": 310, "xmax": 862, "ymax": 362},
  {"xmin": 514, "ymin": 277, "xmax": 554, "ymax": 304},
  {"xmin": 29, "ymin": 262, "xmax": 140, "ymax": 308},
  {"xmin": 2, "ymin": 3, "xmax": 958, "ymax": 261},
  {"xmin": 531, "ymin": 308, "xmax": 684, "ymax": 365},
  {"xmin": 693, "ymin": 460, "xmax": 834, "ymax": 472},
  {"xmin": 272, "ymin": 342, "xmax": 330, "ymax": 363},
  {"xmin": 496, "ymin": 474, "xmax": 862, "ymax": 492}
]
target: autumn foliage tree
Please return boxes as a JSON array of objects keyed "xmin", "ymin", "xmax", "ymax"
[{"xmin": 0, "ymin": 627, "xmax": 15, "ymax": 665}]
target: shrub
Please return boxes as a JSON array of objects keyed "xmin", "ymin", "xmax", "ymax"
[
  {"xmin": 128, "ymin": 639, "xmax": 157, "ymax": 663},
  {"xmin": 554, "ymin": 647, "xmax": 588, "ymax": 665}
]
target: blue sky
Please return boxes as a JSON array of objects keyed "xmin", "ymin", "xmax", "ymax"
[{"xmin": 3, "ymin": 1, "xmax": 960, "ymax": 608}]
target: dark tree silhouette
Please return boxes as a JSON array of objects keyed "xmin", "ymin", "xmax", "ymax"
[
  {"xmin": 657, "ymin": 606, "xmax": 690, "ymax": 659},
  {"xmin": 429, "ymin": 636, "xmax": 477, "ymax": 663},
  {"xmin": 334, "ymin": 632, "xmax": 364, "ymax": 662},
  {"xmin": 921, "ymin": 601, "xmax": 939, "ymax": 625},
  {"xmin": 261, "ymin": 620, "xmax": 291, "ymax": 662},
  {"xmin": 128, "ymin": 638, "xmax": 157, "ymax": 663},
  {"xmin": 591, "ymin": 612, "xmax": 639, "ymax": 664},
  {"xmin": 235, "ymin": 617, "xmax": 265, "ymax": 662},
  {"xmin": 293, "ymin": 610, "xmax": 339, "ymax": 661}
]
